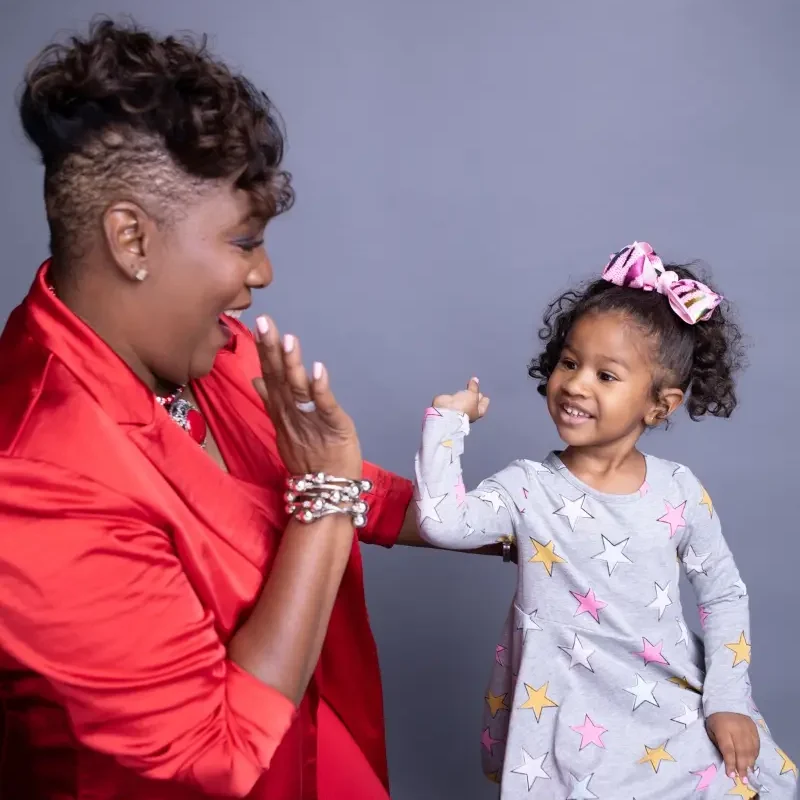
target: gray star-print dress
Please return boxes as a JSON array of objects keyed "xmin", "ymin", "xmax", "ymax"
[{"xmin": 414, "ymin": 408, "xmax": 797, "ymax": 799}]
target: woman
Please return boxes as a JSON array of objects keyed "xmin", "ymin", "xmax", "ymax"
[{"xmin": 0, "ymin": 19, "xmax": 505, "ymax": 799}]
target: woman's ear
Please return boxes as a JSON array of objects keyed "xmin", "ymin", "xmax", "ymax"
[{"xmin": 102, "ymin": 201, "xmax": 155, "ymax": 282}]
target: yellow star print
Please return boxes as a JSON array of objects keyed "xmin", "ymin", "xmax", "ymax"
[
  {"xmin": 485, "ymin": 771, "xmax": 501, "ymax": 784},
  {"xmin": 441, "ymin": 439, "xmax": 453, "ymax": 448},
  {"xmin": 519, "ymin": 682, "xmax": 558, "ymax": 721},
  {"xmin": 700, "ymin": 486, "xmax": 714, "ymax": 516},
  {"xmin": 637, "ymin": 742, "xmax": 676, "ymax": 773},
  {"xmin": 485, "ymin": 691, "xmax": 509, "ymax": 718},
  {"xmin": 727, "ymin": 775, "xmax": 757, "ymax": 798},
  {"xmin": 667, "ymin": 675, "xmax": 702, "ymax": 694},
  {"xmin": 725, "ymin": 632, "xmax": 751, "ymax": 667},
  {"xmin": 777, "ymin": 747, "xmax": 798, "ymax": 778},
  {"xmin": 529, "ymin": 538, "xmax": 566, "ymax": 576}
]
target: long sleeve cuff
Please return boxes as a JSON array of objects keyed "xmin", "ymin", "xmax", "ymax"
[
  {"xmin": 358, "ymin": 462, "xmax": 414, "ymax": 548},
  {"xmin": 702, "ymin": 684, "xmax": 753, "ymax": 720},
  {"xmin": 185, "ymin": 661, "xmax": 297, "ymax": 796}
]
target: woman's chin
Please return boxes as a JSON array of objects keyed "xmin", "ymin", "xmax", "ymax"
[{"xmin": 186, "ymin": 355, "xmax": 217, "ymax": 382}]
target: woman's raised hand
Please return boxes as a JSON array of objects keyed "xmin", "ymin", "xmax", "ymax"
[{"xmin": 252, "ymin": 316, "xmax": 362, "ymax": 479}]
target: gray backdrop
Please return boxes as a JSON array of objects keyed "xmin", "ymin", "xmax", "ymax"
[{"xmin": 2, "ymin": 2, "xmax": 798, "ymax": 798}]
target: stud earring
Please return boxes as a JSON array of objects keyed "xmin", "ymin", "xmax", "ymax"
[{"xmin": 134, "ymin": 268, "xmax": 148, "ymax": 282}]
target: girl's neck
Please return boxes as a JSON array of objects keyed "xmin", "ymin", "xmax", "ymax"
[{"xmin": 560, "ymin": 443, "xmax": 646, "ymax": 495}]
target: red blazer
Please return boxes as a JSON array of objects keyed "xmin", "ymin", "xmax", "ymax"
[{"xmin": 0, "ymin": 264, "xmax": 413, "ymax": 799}]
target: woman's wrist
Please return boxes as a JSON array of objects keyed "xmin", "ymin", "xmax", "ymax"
[{"xmin": 285, "ymin": 470, "xmax": 371, "ymax": 529}]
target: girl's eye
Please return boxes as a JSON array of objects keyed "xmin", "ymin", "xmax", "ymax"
[
  {"xmin": 598, "ymin": 372, "xmax": 617, "ymax": 382},
  {"xmin": 560, "ymin": 358, "xmax": 577, "ymax": 370}
]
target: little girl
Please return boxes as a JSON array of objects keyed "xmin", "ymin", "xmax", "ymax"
[{"xmin": 414, "ymin": 242, "xmax": 797, "ymax": 799}]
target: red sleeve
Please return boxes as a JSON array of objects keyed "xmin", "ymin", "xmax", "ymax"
[
  {"xmin": 359, "ymin": 462, "xmax": 413, "ymax": 548},
  {"xmin": 0, "ymin": 459, "xmax": 295, "ymax": 798}
]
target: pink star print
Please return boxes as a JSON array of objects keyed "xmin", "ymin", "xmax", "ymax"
[
  {"xmin": 634, "ymin": 637, "xmax": 670, "ymax": 666},
  {"xmin": 692, "ymin": 763, "xmax": 717, "ymax": 791},
  {"xmin": 658, "ymin": 500, "xmax": 687, "ymax": 538},
  {"xmin": 570, "ymin": 715, "xmax": 607, "ymax": 750},
  {"xmin": 495, "ymin": 645, "xmax": 506, "ymax": 666},
  {"xmin": 639, "ymin": 481, "xmax": 650, "ymax": 497},
  {"xmin": 571, "ymin": 588, "xmax": 608, "ymax": 623},
  {"xmin": 698, "ymin": 605, "xmax": 710, "ymax": 630},
  {"xmin": 454, "ymin": 478, "xmax": 466, "ymax": 506},
  {"xmin": 481, "ymin": 726, "xmax": 501, "ymax": 755},
  {"xmin": 423, "ymin": 407, "xmax": 442, "ymax": 425}
]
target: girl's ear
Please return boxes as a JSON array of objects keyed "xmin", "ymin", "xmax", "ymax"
[{"xmin": 646, "ymin": 387, "xmax": 684, "ymax": 427}]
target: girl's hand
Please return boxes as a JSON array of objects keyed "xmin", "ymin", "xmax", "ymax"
[
  {"xmin": 707, "ymin": 712, "xmax": 760, "ymax": 783},
  {"xmin": 432, "ymin": 377, "xmax": 490, "ymax": 423},
  {"xmin": 252, "ymin": 315, "xmax": 362, "ymax": 479}
]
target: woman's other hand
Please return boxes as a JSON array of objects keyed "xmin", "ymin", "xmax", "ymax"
[{"xmin": 252, "ymin": 315, "xmax": 362, "ymax": 479}]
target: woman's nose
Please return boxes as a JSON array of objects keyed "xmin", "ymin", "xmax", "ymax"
[{"xmin": 247, "ymin": 251, "xmax": 274, "ymax": 289}]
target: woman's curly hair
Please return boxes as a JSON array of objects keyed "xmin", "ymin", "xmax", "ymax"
[
  {"xmin": 19, "ymin": 18, "xmax": 293, "ymax": 263},
  {"xmin": 527, "ymin": 261, "xmax": 746, "ymax": 420}
]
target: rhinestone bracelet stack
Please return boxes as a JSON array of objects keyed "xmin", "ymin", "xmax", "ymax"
[{"xmin": 285, "ymin": 473, "xmax": 373, "ymax": 529}]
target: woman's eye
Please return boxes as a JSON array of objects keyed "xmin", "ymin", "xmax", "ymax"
[{"xmin": 234, "ymin": 239, "xmax": 264, "ymax": 253}]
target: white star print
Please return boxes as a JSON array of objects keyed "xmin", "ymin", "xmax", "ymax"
[
  {"xmin": 510, "ymin": 749, "xmax": 550, "ymax": 790},
  {"xmin": 568, "ymin": 773, "xmax": 599, "ymax": 800},
  {"xmin": 734, "ymin": 579, "xmax": 748, "ymax": 598},
  {"xmin": 463, "ymin": 523, "xmax": 475, "ymax": 538},
  {"xmin": 457, "ymin": 413, "xmax": 470, "ymax": 435},
  {"xmin": 559, "ymin": 633, "xmax": 595, "ymax": 672},
  {"xmin": 554, "ymin": 494, "xmax": 593, "ymax": 530},
  {"xmin": 676, "ymin": 617, "xmax": 690, "ymax": 648},
  {"xmin": 528, "ymin": 460, "xmax": 553, "ymax": 475},
  {"xmin": 477, "ymin": 490, "xmax": 506, "ymax": 514},
  {"xmin": 592, "ymin": 535, "xmax": 632, "ymax": 575},
  {"xmin": 671, "ymin": 702, "xmax": 700, "ymax": 728},
  {"xmin": 647, "ymin": 581, "xmax": 673, "ymax": 620},
  {"xmin": 625, "ymin": 673, "xmax": 659, "ymax": 711},
  {"xmin": 415, "ymin": 483, "xmax": 447, "ymax": 524},
  {"xmin": 516, "ymin": 609, "xmax": 543, "ymax": 640},
  {"xmin": 682, "ymin": 546, "xmax": 710, "ymax": 575}
]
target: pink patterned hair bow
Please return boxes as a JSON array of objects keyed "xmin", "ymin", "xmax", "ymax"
[{"xmin": 601, "ymin": 241, "xmax": 722, "ymax": 325}]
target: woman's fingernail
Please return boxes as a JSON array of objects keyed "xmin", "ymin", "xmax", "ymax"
[
  {"xmin": 742, "ymin": 777, "xmax": 749, "ymax": 785},
  {"xmin": 313, "ymin": 361, "xmax": 323, "ymax": 380},
  {"xmin": 729, "ymin": 772, "xmax": 735, "ymax": 779},
  {"xmin": 283, "ymin": 334, "xmax": 295, "ymax": 353},
  {"xmin": 473, "ymin": 376, "xmax": 480, "ymax": 384},
  {"xmin": 256, "ymin": 316, "xmax": 269, "ymax": 336}
]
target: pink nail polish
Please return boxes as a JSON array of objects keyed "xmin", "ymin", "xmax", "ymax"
[
  {"xmin": 742, "ymin": 777, "xmax": 749, "ymax": 785},
  {"xmin": 283, "ymin": 334, "xmax": 295, "ymax": 353},
  {"xmin": 313, "ymin": 362, "xmax": 323, "ymax": 380},
  {"xmin": 256, "ymin": 316, "xmax": 269, "ymax": 336}
]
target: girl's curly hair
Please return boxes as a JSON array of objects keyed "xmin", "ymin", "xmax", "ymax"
[
  {"xmin": 19, "ymin": 18, "xmax": 293, "ymax": 263},
  {"xmin": 527, "ymin": 261, "xmax": 746, "ymax": 420}
]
